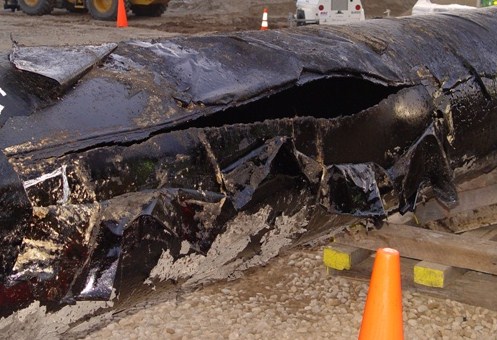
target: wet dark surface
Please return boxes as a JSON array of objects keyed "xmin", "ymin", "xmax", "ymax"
[{"xmin": 0, "ymin": 7, "xmax": 497, "ymax": 330}]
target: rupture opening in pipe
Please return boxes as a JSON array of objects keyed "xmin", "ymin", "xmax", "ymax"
[{"xmin": 194, "ymin": 76, "xmax": 404, "ymax": 128}]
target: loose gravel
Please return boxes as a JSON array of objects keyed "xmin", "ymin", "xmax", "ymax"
[{"xmin": 85, "ymin": 247, "xmax": 497, "ymax": 339}]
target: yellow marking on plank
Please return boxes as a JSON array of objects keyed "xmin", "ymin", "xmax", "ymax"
[
  {"xmin": 323, "ymin": 245, "xmax": 371, "ymax": 271},
  {"xmin": 414, "ymin": 261, "xmax": 459, "ymax": 288},
  {"xmin": 323, "ymin": 247, "xmax": 351, "ymax": 270}
]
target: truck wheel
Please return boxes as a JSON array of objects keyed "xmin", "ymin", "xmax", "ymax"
[
  {"xmin": 131, "ymin": 4, "xmax": 165, "ymax": 17},
  {"xmin": 86, "ymin": 0, "xmax": 123, "ymax": 20},
  {"xmin": 18, "ymin": 0, "xmax": 55, "ymax": 15}
]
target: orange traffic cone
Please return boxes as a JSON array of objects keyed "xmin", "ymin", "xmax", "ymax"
[
  {"xmin": 260, "ymin": 8, "xmax": 268, "ymax": 30},
  {"xmin": 358, "ymin": 248, "xmax": 404, "ymax": 340},
  {"xmin": 117, "ymin": 0, "xmax": 128, "ymax": 28}
]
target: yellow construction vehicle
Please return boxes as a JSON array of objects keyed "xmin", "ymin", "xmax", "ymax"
[{"xmin": 3, "ymin": 0, "xmax": 170, "ymax": 20}]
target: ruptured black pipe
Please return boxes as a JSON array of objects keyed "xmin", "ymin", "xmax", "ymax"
[{"xmin": 0, "ymin": 8, "xmax": 497, "ymax": 332}]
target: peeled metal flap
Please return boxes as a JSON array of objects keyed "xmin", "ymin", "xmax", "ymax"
[
  {"xmin": 126, "ymin": 38, "xmax": 303, "ymax": 105},
  {"xmin": 9, "ymin": 43, "xmax": 117, "ymax": 87}
]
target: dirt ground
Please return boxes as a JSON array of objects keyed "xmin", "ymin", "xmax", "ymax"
[
  {"xmin": 0, "ymin": 0, "xmax": 424, "ymax": 53},
  {"xmin": 2, "ymin": 0, "xmax": 483, "ymax": 53}
]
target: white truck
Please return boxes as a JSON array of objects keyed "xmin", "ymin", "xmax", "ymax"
[
  {"xmin": 411, "ymin": 0, "xmax": 477, "ymax": 15},
  {"xmin": 293, "ymin": 0, "xmax": 365, "ymax": 26}
]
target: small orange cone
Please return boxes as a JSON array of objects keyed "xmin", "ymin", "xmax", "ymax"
[
  {"xmin": 117, "ymin": 0, "xmax": 128, "ymax": 28},
  {"xmin": 358, "ymin": 248, "xmax": 404, "ymax": 340},
  {"xmin": 260, "ymin": 8, "xmax": 268, "ymax": 30}
]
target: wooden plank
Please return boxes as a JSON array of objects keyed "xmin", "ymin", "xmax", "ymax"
[
  {"xmin": 462, "ymin": 224, "xmax": 497, "ymax": 241},
  {"xmin": 423, "ymin": 203, "xmax": 497, "ymax": 233},
  {"xmin": 386, "ymin": 169, "xmax": 497, "ymax": 232},
  {"xmin": 412, "ymin": 270, "xmax": 497, "ymax": 312},
  {"xmin": 410, "ymin": 225, "xmax": 497, "ymax": 288},
  {"xmin": 414, "ymin": 183, "xmax": 497, "ymax": 226},
  {"xmin": 407, "ymin": 168, "xmax": 497, "ymax": 233},
  {"xmin": 333, "ymin": 224, "xmax": 497, "ymax": 275},
  {"xmin": 330, "ymin": 256, "xmax": 497, "ymax": 312},
  {"xmin": 455, "ymin": 166, "xmax": 497, "ymax": 192}
]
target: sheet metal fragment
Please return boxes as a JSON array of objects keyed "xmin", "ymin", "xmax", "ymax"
[{"xmin": 9, "ymin": 43, "xmax": 117, "ymax": 88}]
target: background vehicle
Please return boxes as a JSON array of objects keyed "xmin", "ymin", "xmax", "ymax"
[
  {"xmin": 411, "ymin": 0, "xmax": 476, "ymax": 15},
  {"xmin": 3, "ymin": 0, "xmax": 170, "ymax": 20},
  {"xmin": 412, "ymin": 0, "xmax": 496, "ymax": 15},
  {"xmin": 293, "ymin": 0, "xmax": 365, "ymax": 25}
]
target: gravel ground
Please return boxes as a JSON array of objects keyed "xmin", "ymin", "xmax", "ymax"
[{"xmin": 85, "ymin": 248, "xmax": 497, "ymax": 339}]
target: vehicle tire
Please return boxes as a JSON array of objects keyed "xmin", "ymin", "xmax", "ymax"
[
  {"xmin": 86, "ymin": 0, "xmax": 125, "ymax": 20},
  {"xmin": 18, "ymin": 0, "xmax": 55, "ymax": 15},
  {"xmin": 131, "ymin": 4, "xmax": 165, "ymax": 17},
  {"xmin": 65, "ymin": 1, "xmax": 88, "ymax": 13}
]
